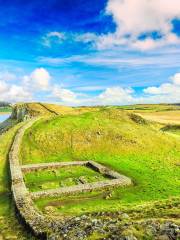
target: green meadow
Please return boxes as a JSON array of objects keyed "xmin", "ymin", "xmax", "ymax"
[
  {"xmin": 0, "ymin": 103, "xmax": 179, "ymax": 239},
  {"xmin": 20, "ymin": 107, "xmax": 180, "ymax": 216}
]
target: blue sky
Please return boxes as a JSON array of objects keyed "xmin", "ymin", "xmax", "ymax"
[{"xmin": 0, "ymin": 0, "xmax": 180, "ymax": 105}]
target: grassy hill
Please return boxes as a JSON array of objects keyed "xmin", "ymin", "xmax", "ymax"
[
  {"xmin": 0, "ymin": 102, "xmax": 179, "ymax": 239},
  {"xmin": 20, "ymin": 106, "xmax": 180, "ymax": 217}
]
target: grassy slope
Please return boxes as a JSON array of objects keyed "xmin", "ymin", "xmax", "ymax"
[
  {"xmin": 0, "ymin": 122, "xmax": 35, "ymax": 239},
  {"xmin": 20, "ymin": 108, "xmax": 180, "ymax": 216}
]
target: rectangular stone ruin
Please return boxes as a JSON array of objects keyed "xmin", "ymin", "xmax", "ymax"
[{"xmin": 21, "ymin": 160, "xmax": 132, "ymax": 200}]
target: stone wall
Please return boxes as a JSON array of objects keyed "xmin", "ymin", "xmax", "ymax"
[
  {"xmin": 32, "ymin": 178, "xmax": 131, "ymax": 200},
  {"xmin": 9, "ymin": 119, "xmax": 65, "ymax": 239},
  {"xmin": 22, "ymin": 160, "xmax": 132, "ymax": 200},
  {"xmin": 9, "ymin": 118, "xmax": 132, "ymax": 239},
  {"xmin": 21, "ymin": 161, "xmax": 89, "ymax": 173}
]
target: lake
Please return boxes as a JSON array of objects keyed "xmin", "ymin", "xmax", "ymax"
[{"xmin": 0, "ymin": 113, "xmax": 11, "ymax": 123}]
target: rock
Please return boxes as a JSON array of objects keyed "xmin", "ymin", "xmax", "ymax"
[
  {"xmin": 4, "ymin": 235, "xmax": 17, "ymax": 240},
  {"xmin": 81, "ymin": 215, "xmax": 88, "ymax": 220},
  {"xmin": 91, "ymin": 219, "xmax": 98, "ymax": 226},
  {"xmin": 104, "ymin": 192, "xmax": 112, "ymax": 199},
  {"xmin": 44, "ymin": 206, "xmax": 56, "ymax": 213},
  {"xmin": 124, "ymin": 235, "xmax": 137, "ymax": 240},
  {"xmin": 157, "ymin": 235, "xmax": 170, "ymax": 240},
  {"xmin": 121, "ymin": 213, "xmax": 129, "ymax": 219}
]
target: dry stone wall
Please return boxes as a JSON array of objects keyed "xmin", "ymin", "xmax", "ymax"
[
  {"xmin": 9, "ymin": 119, "xmax": 65, "ymax": 239},
  {"xmin": 9, "ymin": 118, "xmax": 132, "ymax": 239},
  {"xmin": 21, "ymin": 161, "xmax": 89, "ymax": 173},
  {"xmin": 25, "ymin": 160, "xmax": 132, "ymax": 200},
  {"xmin": 32, "ymin": 178, "xmax": 131, "ymax": 200}
]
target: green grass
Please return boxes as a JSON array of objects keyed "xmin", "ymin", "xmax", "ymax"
[
  {"xmin": 0, "ymin": 106, "xmax": 11, "ymax": 113},
  {"xmin": 161, "ymin": 124, "xmax": 180, "ymax": 136},
  {"xmin": 35, "ymin": 192, "xmax": 180, "ymax": 219},
  {"xmin": 20, "ymin": 108, "xmax": 180, "ymax": 216},
  {"xmin": 24, "ymin": 165, "xmax": 106, "ymax": 192},
  {"xmin": 0, "ymin": 122, "xmax": 35, "ymax": 239}
]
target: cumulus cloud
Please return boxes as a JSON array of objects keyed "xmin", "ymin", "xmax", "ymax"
[
  {"xmin": 51, "ymin": 85, "xmax": 80, "ymax": 105},
  {"xmin": 1, "ymin": 67, "xmax": 179, "ymax": 105},
  {"xmin": 23, "ymin": 68, "xmax": 51, "ymax": 91},
  {"xmin": 0, "ymin": 81, "xmax": 32, "ymax": 102},
  {"xmin": 143, "ymin": 72, "xmax": 180, "ymax": 102},
  {"xmin": 97, "ymin": 87, "xmax": 134, "ymax": 105},
  {"xmin": 106, "ymin": 0, "xmax": 180, "ymax": 36},
  {"xmin": 0, "ymin": 68, "xmax": 52, "ymax": 103},
  {"xmin": 78, "ymin": 0, "xmax": 180, "ymax": 50},
  {"xmin": 171, "ymin": 72, "xmax": 180, "ymax": 85},
  {"xmin": 94, "ymin": 76, "xmax": 180, "ymax": 106}
]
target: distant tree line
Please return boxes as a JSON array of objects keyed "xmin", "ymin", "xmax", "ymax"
[{"xmin": 0, "ymin": 102, "xmax": 11, "ymax": 107}]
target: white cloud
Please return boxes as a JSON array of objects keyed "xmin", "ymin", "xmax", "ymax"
[
  {"xmin": 42, "ymin": 31, "xmax": 65, "ymax": 47},
  {"xmin": 144, "ymin": 83, "xmax": 179, "ymax": 96},
  {"xmin": 0, "ymin": 81, "xmax": 32, "ymax": 102},
  {"xmin": 97, "ymin": 87, "xmax": 134, "ymax": 105},
  {"xmin": 0, "ymin": 72, "xmax": 17, "ymax": 82},
  {"xmin": 39, "ymin": 47, "xmax": 180, "ymax": 70},
  {"xmin": 5, "ymin": 85, "xmax": 32, "ymax": 102},
  {"xmin": 143, "ymin": 72, "xmax": 180, "ymax": 102},
  {"xmin": 51, "ymin": 85, "xmax": 80, "ymax": 105},
  {"xmin": 74, "ymin": 85, "xmax": 107, "ymax": 91},
  {"xmin": 77, "ymin": 0, "xmax": 180, "ymax": 50},
  {"xmin": 0, "ymin": 68, "xmax": 52, "ymax": 103},
  {"xmin": 75, "ymin": 33, "xmax": 98, "ymax": 44},
  {"xmin": 171, "ymin": 72, "xmax": 180, "ymax": 85},
  {"xmin": 106, "ymin": 0, "xmax": 180, "ymax": 36},
  {"xmin": 0, "ymin": 81, "xmax": 9, "ymax": 94},
  {"xmin": 1, "ymin": 67, "xmax": 179, "ymax": 105},
  {"xmin": 23, "ymin": 68, "xmax": 51, "ymax": 91}
]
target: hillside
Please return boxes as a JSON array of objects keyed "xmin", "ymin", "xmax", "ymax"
[{"xmin": 0, "ymin": 103, "xmax": 179, "ymax": 240}]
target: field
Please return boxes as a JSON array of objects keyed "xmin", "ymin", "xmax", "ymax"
[
  {"xmin": 0, "ymin": 103, "xmax": 179, "ymax": 239},
  {"xmin": 20, "ymin": 105, "xmax": 180, "ymax": 216},
  {"xmin": 0, "ymin": 106, "xmax": 12, "ymax": 114}
]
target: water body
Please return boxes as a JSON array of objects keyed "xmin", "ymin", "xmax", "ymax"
[{"xmin": 0, "ymin": 113, "xmax": 11, "ymax": 123}]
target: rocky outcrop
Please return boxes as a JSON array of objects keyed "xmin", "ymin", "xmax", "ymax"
[
  {"xmin": 0, "ymin": 104, "xmax": 30, "ymax": 134},
  {"xmin": 54, "ymin": 214, "xmax": 180, "ymax": 240},
  {"xmin": 10, "ymin": 104, "xmax": 30, "ymax": 121}
]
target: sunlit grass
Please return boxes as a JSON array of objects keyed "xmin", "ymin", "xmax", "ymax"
[{"xmin": 20, "ymin": 108, "xmax": 180, "ymax": 215}]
